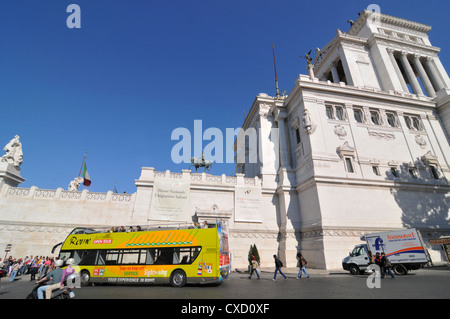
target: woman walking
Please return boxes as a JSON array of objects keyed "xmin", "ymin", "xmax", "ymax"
[
  {"xmin": 296, "ymin": 253, "xmax": 310, "ymax": 279},
  {"xmin": 248, "ymin": 255, "xmax": 260, "ymax": 279}
]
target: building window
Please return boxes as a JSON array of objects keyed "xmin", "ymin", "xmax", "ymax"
[
  {"xmin": 386, "ymin": 113, "xmax": 398, "ymax": 127},
  {"xmin": 370, "ymin": 110, "xmax": 381, "ymax": 125},
  {"xmin": 404, "ymin": 115, "xmax": 423, "ymax": 131},
  {"xmin": 335, "ymin": 106, "xmax": 345, "ymax": 120},
  {"xmin": 345, "ymin": 157, "xmax": 354, "ymax": 173},
  {"xmin": 430, "ymin": 165, "xmax": 440, "ymax": 179},
  {"xmin": 295, "ymin": 128, "xmax": 301, "ymax": 144},
  {"xmin": 390, "ymin": 167, "xmax": 399, "ymax": 177},
  {"xmin": 325, "ymin": 104, "xmax": 346, "ymax": 121},
  {"xmin": 372, "ymin": 166, "xmax": 380, "ymax": 176},
  {"xmin": 408, "ymin": 168, "xmax": 418, "ymax": 178},
  {"xmin": 326, "ymin": 105, "xmax": 334, "ymax": 119},
  {"xmin": 412, "ymin": 117, "xmax": 421, "ymax": 130},
  {"xmin": 353, "ymin": 108, "xmax": 364, "ymax": 123}
]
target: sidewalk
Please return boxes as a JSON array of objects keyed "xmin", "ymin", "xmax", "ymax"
[
  {"xmin": 235, "ymin": 267, "xmax": 347, "ymax": 276},
  {"xmin": 235, "ymin": 262, "xmax": 450, "ymax": 277}
]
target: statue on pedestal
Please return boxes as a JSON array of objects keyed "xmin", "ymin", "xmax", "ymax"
[
  {"xmin": 300, "ymin": 49, "xmax": 315, "ymax": 79},
  {"xmin": 190, "ymin": 152, "xmax": 213, "ymax": 173},
  {"xmin": 68, "ymin": 177, "xmax": 84, "ymax": 191},
  {"xmin": 1, "ymin": 135, "xmax": 23, "ymax": 167}
]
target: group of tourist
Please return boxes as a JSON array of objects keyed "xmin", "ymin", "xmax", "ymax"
[
  {"xmin": 370, "ymin": 251, "xmax": 396, "ymax": 279},
  {"xmin": 248, "ymin": 252, "xmax": 311, "ymax": 281},
  {"xmin": 0, "ymin": 255, "xmax": 58, "ymax": 282},
  {"xmin": 0, "ymin": 254, "xmax": 77, "ymax": 299},
  {"xmin": 109, "ymin": 225, "xmax": 143, "ymax": 233}
]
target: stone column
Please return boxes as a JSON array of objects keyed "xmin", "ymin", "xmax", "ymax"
[
  {"xmin": 424, "ymin": 57, "xmax": 445, "ymax": 91},
  {"xmin": 307, "ymin": 63, "xmax": 315, "ymax": 80},
  {"xmin": 386, "ymin": 48, "xmax": 409, "ymax": 93},
  {"xmin": 275, "ymin": 111, "xmax": 290, "ymax": 169},
  {"xmin": 399, "ymin": 51, "xmax": 423, "ymax": 95},
  {"xmin": 330, "ymin": 63, "xmax": 340, "ymax": 84},
  {"xmin": 412, "ymin": 54, "xmax": 436, "ymax": 97}
]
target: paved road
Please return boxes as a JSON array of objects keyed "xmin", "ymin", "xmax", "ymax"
[{"xmin": 1, "ymin": 266, "xmax": 449, "ymax": 301}]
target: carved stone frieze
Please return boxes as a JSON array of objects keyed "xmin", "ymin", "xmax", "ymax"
[
  {"xmin": 415, "ymin": 135, "xmax": 427, "ymax": 149},
  {"xmin": 0, "ymin": 222, "xmax": 73, "ymax": 234},
  {"xmin": 334, "ymin": 124, "xmax": 347, "ymax": 140}
]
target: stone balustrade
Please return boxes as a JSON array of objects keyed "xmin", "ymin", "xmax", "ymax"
[
  {"xmin": 2, "ymin": 185, "xmax": 134, "ymax": 203},
  {"xmin": 137, "ymin": 168, "xmax": 261, "ymax": 187}
]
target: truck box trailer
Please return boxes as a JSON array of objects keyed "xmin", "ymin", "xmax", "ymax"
[{"xmin": 342, "ymin": 228, "xmax": 430, "ymax": 275}]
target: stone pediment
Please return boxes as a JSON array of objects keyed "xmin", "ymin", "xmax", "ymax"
[
  {"xmin": 195, "ymin": 204, "xmax": 232, "ymax": 220},
  {"xmin": 336, "ymin": 141, "xmax": 355, "ymax": 158}
]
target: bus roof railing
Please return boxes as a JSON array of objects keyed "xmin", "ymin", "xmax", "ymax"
[{"xmin": 69, "ymin": 220, "xmax": 224, "ymax": 235}]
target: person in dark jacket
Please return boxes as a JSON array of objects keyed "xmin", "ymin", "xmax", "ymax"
[
  {"xmin": 380, "ymin": 253, "xmax": 395, "ymax": 279},
  {"xmin": 272, "ymin": 255, "xmax": 287, "ymax": 281}
]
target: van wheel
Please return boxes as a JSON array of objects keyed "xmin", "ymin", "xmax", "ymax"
[
  {"xmin": 392, "ymin": 264, "xmax": 407, "ymax": 276},
  {"xmin": 80, "ymin": 270, "xmax": 91, "ymax": 286},
  {"xmin": 349, "ymin": 265, "xmax": 360, "ymax": 275},
  {"xmin": 170, "ymin": 270, "xmax": 186, "ymax": 287}
]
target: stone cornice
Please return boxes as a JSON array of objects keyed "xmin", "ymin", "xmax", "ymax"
[
  {"xmin": 348, "ymin": 10, "xmax": 432, "ymax": 36},
  {"xmin": 288, "ymin": 77, "xmax": 436, "ymax": 111}
]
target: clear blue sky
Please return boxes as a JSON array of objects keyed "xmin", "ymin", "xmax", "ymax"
[{"xmin": 1, "ymin": 0, "xmax": 449, "ymax": 193}]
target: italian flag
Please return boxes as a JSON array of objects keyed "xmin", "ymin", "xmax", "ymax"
[{"xmin": 82, "ymin": 162, "xmax": 91, "ymax": 186}]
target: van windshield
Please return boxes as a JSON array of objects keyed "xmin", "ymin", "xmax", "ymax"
[{"xmin": 352, "ymin": 246, "xmax": 366, "ymax": 256}]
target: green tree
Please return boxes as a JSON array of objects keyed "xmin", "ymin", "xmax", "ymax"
[{"xmin": 247, "ymin": 244, "xmax": 260, "ymax": 265}]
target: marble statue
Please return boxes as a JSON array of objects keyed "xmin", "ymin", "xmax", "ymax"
[
  {"xmin": 68, "ymin": 177, "xmax": 84, "ymax": 191},
  {"xmin": 303, "ymin": 109, "xmax": 316, "ymax": 134},
  {"xmin": 1, "ymin": 135, "xmax": 23, "ymax": 167},
  {"xmin": 190, "ymin": 152, "xmax": 213, "ymax": 173}
]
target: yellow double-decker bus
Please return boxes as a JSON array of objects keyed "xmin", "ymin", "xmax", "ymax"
[{"xmin": 54, "ymin": 220, "xmax": 230, "ymax": 287}]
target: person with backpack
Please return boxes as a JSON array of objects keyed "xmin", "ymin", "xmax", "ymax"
[
  {"xmin": 272, "ymin": 254, "xmax": 287, "ymax": 281},
  {"xmin": 296, "ymin": 253, "xmax": 310, "ymax": 279},
  {"xmin": 380, "ymin": 252, "xmax": 395, "ymax": 279}
]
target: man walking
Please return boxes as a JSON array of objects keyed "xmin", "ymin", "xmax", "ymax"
[
  {"xmin": 380, "ymin": 253, "xmax": 395, "ymax": 279},
  {"xmin": 272, "ymin": 255, "xmax": 287, "ymax": 281}
]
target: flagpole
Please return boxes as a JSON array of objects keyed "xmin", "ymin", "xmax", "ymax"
[
  {"xmin": 272, "ymin": 43, "xmax": 281, "ymax": 99},
  {"xmin": 78, "ymin": 151, "xmax": 87, "ymax": 177}
]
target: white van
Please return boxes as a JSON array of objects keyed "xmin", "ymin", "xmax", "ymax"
[{"xmin": 342, "ymin": 228, "xmax": 430, "ymax": 275}]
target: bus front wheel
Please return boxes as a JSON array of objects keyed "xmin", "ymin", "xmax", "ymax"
[
  {"xmin": 170, "ymin": 270, "xmax": 186, "ymax": 288},
  {"xmin": 80, "ymin": 270, "xmax": 91, "ymax": 287}
]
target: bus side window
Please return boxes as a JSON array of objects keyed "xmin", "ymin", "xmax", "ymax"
[
  {"xmin": 155, "ymin": 248, "xmax": 174, "ymax": 265},
  {"xmin": 82, "ymin": 250, "xmax": 97, "ymax": 265},
  {"xmin": 105, "ymin": 250, "xmax": 120, "ymax": 265},
  {"xmin": 72, "ymin": 250, "xmax": 84, "ymax": 265},
  {"xmin": 96, "ymin": 250, "xmax": 106, "ymax": 265},
  {"xmin": 174, "ymin": 247, "xmax": 192, "ymax": 264},
  {"xmin": 146, "ymin": 249, "xmax": 155, "ymax": 265},
  {"xmin": 191, "ymin": 247, "xmax": 201, "ymax": 262}
]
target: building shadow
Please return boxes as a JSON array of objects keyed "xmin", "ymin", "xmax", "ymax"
[
  {"xmin": 384, "ymin": 158, "xmax": 449, "ymax": 262},
  {"xmin": 385, "ymin": 158, "xmax": 449, "ymax": 229}
]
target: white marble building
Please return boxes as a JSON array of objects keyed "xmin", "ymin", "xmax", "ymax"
[
  {"xmin": 235, "ymin": 10, "xmax": 450, "ymax": 268},
  {"xmin": 1, "ymin": 10, "xmax": 449, "ymax": 270}
]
